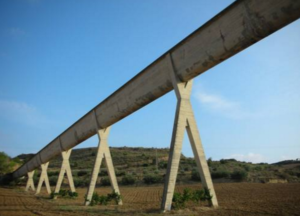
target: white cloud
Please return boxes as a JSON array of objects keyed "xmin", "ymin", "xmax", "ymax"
[
  {"xmin": 227, "ymin": 152, "xmax": 266, "ymax": 163},
  {"xmin": 0, "ymin": 100, "xmax": 50, "ymax": 126},
  {"xmin": 193, "ymin": 86, "xmax": 254, "ymax": 119},
  {"xmin": 195, "ymin": 92, "xmax": 237, "ymax": 110}
]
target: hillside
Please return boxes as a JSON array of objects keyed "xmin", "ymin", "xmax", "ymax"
[{"xmin": 15, "ymin": 147, "xmax": 300, "ymax": 187}]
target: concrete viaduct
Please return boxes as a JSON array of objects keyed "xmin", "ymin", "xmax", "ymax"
[{"xmin": 12, "ymin": 0, "xmax": 300, "ymax": 212}]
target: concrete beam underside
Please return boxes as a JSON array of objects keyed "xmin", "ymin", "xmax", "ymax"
[{"xmin": 161, "ymin": 54, "xmax": 218, "ymax": 211}]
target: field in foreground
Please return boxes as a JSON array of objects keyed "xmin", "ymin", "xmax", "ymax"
[{"xmin": 0, "ymin": 183, "xmax": 300, "ymax": 216}]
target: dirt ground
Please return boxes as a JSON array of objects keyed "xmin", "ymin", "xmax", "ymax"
[{"xmin": 0, "ymin": 183, "xmax": 300, "ymax": 216}]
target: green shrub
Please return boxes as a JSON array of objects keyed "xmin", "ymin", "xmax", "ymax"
[
  {"xmin": 48, "ymin": 171, "xmax": 59, "ymax": 176},
  {"xmin": 74, "ymin": 178, "xmax": 86, "ymax": 187},
  {"xmin": 158, "ymin": 161, "xmax": 168, "ymax": 169},
  {"xmin": 172, "ymin": 187, "xmax": 212, "ymax": 209},
  {"xmin": 0, "ymin": 152, "xmax": 14, "ymax": 175},
  {"xmin": 50, "ymin": 190, "xmax": 78, "ymax": 199},
  {"xmin": 101, "ymin": 177, "xmax": 111, "ymax": 186},
  {"xmin": 121, "ymin": 175, "xmax": 136, "ymax": 185},
  {"xmin": 49, "ymin": 176, "xmax": 58, "ymax": 185},
  {"xmin": 231, "ymin": 170, "xmax": 248, "ymax": 181},
  {"xmin": 253, "ymin": 166, "xmax": 262, "ymax": 171},
  {"xmin": 191, "ymin": 169, "xmax": 201, "ymax": 181},
  {"xmin": 77, "ymin": 170, "xmax": 88, "ymax": 176},
  {"xmin": 220, "ymin": 159, "xmax": 227, "ymax": 164},
  {"xmin": 72, "ymin": 162, "xmax": 78, "ymax": 167},
  {"xmin": 143, "ymin": 174, "xmax": 162, "ymax": 184},
  {"xmin": 99, "ymin": 169, "xmax": 108, "ymax": 176},
  {"xmin": 211, "ymin": 170, "xmax": 230, "ymax": 179},
  {"xmin": 207, "ymin": 158, "xmax": 212, "ymax": 167},
  {"xmin": 242, "ymin": 164, "xmax": 250, "ymax": 171},
  {"xmin": 116, "ymin": 170, "xmax": 125, "ymax": 176},
  {"xmin": 87, "ymin": 191, "xmax": 121, "ymax": 206}
]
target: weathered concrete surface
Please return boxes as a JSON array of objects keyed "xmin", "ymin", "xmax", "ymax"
[
  {"xmin": 35, "ymin": 162, "xmax": 51, "ymax": 195},
  {"xmin": 25, "ymin": 170, "xmax": 35, "ymax": 192},
  {"xmin": 161, "ymin": 54, "xmax": 217, "ymax": 211},
  {"xmin": 85, "ymin": 126, "xmax": 122, "ymax": 206},
  {"xmin": 13, "ymin": 0, "xmax": 300, "ymax": 179},
  {"xmin": 54, "ymin": 149, "xmax": 75, "ymax": 194}
]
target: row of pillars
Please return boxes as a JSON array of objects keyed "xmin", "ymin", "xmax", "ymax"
[
  {"xmin": 25, "ymin": 149, "xmax": 75, "ymax": 196},
  {"xmin": 25, "ymin": 53, "xmax": 218, "ymax": 211}
]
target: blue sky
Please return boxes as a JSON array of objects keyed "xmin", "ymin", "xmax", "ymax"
[{"xmin": 0, "ymin": 0, "xmax": 299, "ymax": 163}]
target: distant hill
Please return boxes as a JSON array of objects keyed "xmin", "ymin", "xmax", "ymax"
[
  {"xmin": 15, "ymin": 147, "xmax": 300, "ymax": 186},
  {"xmin": 272, "ymin": 159, "xmax": 300, "ymax": 166}
]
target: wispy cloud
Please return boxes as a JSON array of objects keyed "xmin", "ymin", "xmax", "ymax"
[
  {"xmin": 227, "ymin": 152, "xmax": 266, "ymax": 163},
  {"xmin": 0, "ymin": 100, "xmax": 50, "ymax": 126},
  {"xmin": 193, "ymin": 85, "xmax": 255, "ymax": 119}
]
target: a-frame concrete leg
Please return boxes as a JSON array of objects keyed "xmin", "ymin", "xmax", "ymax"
[
  {"xmin": 35, "ymin": 162, "xmax": 51, "ymax": 195},
  {"xmin": 161, "ymin": 53, "xmax": 218, "ymax": 211},
  {"xmin": 54, "ymin": 149, "xmax": 75, "ymax": 195},
  {"xmin": 25, "ymin": 170, "xmax": 35, "ymax": 191},
  {"xmin": 84, "ymin": 124, "xmax": 122, "ymax": 206}
]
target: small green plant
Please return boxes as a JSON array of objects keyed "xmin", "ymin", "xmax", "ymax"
[
  {"xmin": 211, "ymin": 169, "xmax": 230, "ymax": 179},
  {"xmin": 231, "ymin": 170, "xmax": 248, "ymax": 181},
  {"xmin": 121, "ymin": 175, "xmax": 136, "ymax": 185},
  {"xmin": 191, "ymin": 169, "xmax": 201, "ymax": 181},
  {"xmin": 116, "ymin": 170, "xmax": 126, "ymax": 176},
  {"xmin": 101, "ymin": 177, "xmax": 111, "ymax": 186},
  {"xmin": 88, "ymin": 190, "xmax": 121, "ymax": 206},
  {"xmin": 172, "ymin": 187, "xmax": 212, "ymax": 209},
  {"xmin": 98, "ymin": 169, "xmax": 108, "ymax": 176},
  {"xmin": 50, "ymin": 190, "xmax": 78, "ymax": 199},
  {"xmin": 143, "ymin": 174, "xmax": 162, "ymax": 184},
  {"xmin": 77, "ymin": 170, "xmax": 88, "ymax": 176},
  {"xmin": 107, "ymin": 191, "xmax": 122, "ymax": 204}
]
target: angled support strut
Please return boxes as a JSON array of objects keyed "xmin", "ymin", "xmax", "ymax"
[
  {"xmin": 36, "ymin": 162, "xmax": 51, "ymax": 195},
  {"xmin": 54, "ymin": 148, "xmax": 75, "ymax": 196},
  {"xmin": 84, "ymin": 111, "xmax": 122, "ymax": 206},
  {"xmin": 25, "ymin": 170, "xmax": 35, "ymax": 192},
  {"xmin": 161, "ymin": 53, "xmax": 218, "ymax": 211}
]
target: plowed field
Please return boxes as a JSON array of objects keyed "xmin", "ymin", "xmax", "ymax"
[{"xmin": 0, "ymin": 183, "xmax": 300, "ymax": 216}]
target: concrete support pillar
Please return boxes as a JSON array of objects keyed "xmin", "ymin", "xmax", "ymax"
[
  {"xmin": 84, "ymin": 115, "xmax": 122, "ymax": 206},
  {"xmin": 25, "ymin": 170, "xmax": 35, "ymax": 191},
  {"xmin": 161, "ymin": 53, "xmax": 218, "ymax": 211},
  {"xmin": 35, "ymin": 162, "xmax": 51, "ymax": 195},
  {"xmin": 54, "ymin": 149, "xmax": 75, "ymax": 194}
]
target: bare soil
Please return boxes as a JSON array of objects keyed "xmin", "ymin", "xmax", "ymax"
[{"xmin": 0, "ymin": 183, "xmax": 300, "ymax": 216}]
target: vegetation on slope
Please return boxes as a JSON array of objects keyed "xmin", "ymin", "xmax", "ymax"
[{"xmin": 4, "ymin": 147, "xmax": 300, "ymax": 186}]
